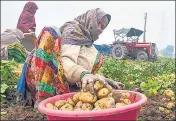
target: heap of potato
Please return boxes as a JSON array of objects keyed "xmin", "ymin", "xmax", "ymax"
[
  {"xmin": 159, "ymin": 89, "xmax": 175, "ymax": 114},
  {"xmin": 45, "ymin": 81, "xmax": 132, "ymax": 111}
]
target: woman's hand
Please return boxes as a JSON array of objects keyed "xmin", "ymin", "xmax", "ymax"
[
  {"xmin": 96, "ymin": 75, "xmax": 125, "ymax": 89},
  {"xmin": 81, "ymin": 74, "xmax": 108, "ymax": 93},
  {"xmin": 104, "ymin": 77, "xmax": 125, "ymax": 89},
  {"xmin": 81, "ymin": 74, "xmax": 125, "ymax": 93}
]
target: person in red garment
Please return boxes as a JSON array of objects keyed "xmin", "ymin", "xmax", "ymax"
[
  {"xmin": 17, "ymin": 1, "xmax": 38, "ymax": 35},
  {"xmin": 17, "ymin": 8, "xmax": 125, "ymax": 109},
  {"xmin": 17, "ymin": 1, "xmax": 38, "ymax": 51}
]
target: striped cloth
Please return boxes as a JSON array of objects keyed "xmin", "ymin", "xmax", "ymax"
[{"xmin": 7, "ymin": 43, "xmax": 27, "ymax": 63}]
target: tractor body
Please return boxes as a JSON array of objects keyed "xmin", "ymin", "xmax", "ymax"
[{"xmin": 112, "ymin": 28, "xmax": 158, "ymax": 61}]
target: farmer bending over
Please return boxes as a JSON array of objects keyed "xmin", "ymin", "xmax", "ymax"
[{"xmin": 17, "ymin": 8, "xmax": 124, "ymax": 109}]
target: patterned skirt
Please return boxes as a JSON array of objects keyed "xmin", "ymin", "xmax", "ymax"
[{"xmin": 17, "ymin": 26, "xmax": 70, "ymax": 103}]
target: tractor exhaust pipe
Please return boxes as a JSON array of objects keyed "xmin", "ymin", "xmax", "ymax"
[{"xmin": 143, "ymin": 13, "xmax": 147, "ymax": 42}]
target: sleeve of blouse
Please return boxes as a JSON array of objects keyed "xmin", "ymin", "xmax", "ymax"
[{"xmin": 60, "ymin": 44, "xmax": 89, "ymax": 83}]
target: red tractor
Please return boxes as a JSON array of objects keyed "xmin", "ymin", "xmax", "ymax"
[{"xmin": 112, "ymin": 28, "xmax": 158, "ymax": 62}]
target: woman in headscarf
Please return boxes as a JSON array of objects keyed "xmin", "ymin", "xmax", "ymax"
[
  {"xmin": 17, "ymin": 2, "xmax": 38, "ymax": 34},
  {"xmin": 17, "ymin": 2, "xmax": 38, "ymax": 51},
  {"xmin": 17, "ymin": 8, "xmax": 124, "ymax": 108}
]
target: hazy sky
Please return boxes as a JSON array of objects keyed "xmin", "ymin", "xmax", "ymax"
[{"xmin": 1, "ymin": 1, "xmax": 175, "ymax": 50}]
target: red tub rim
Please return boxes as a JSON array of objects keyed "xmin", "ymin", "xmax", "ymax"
[{"xmin": 38, "ymin": 90, "xmax": 147, "ymax": 117}]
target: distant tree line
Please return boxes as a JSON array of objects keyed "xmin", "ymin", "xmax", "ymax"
[{"xmin": 159, "ymin": 45, "xmax": 175, "ymax": 58}]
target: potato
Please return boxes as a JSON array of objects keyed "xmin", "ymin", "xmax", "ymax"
[
  {"xmin": 93, "ymin": 106, "xmax": 102, "ymax": 111},
  {"xmin": 166, "ymin": 102, "xmax": 175, "ymax": 109},
  {"xmin": 94, "ymin": 80, "xmax": 104, "ymax": 91},
  {"xmin": 79, "ymin": 92, "xmax": 97, "ymax": 103},
  {"xmin": 74, "ymin": 101, "xmax": 83, "ymax": 109},
  {"xmin": 97, "ymin": 88, "xmax": 110, "ymax": 99},
  {"xmin": 116, "ymin": 103, "xmax": 125, "ymax": 108},
  {"xmin": 67, "ymin": 98, "xmax": 76, "ymax": 106},
  {"xmin": 171, "ymin": 97, "xmax": 175, "ymax": 101},
  {"xmin": 53, "ymin": 106, "xmax": 58, "ymax": 110},
  {"xmin": 82, "ymin": 103, "xmax": 93, "ymax": 111},
  {"xmin": 164, "ymin": 109, "xmax": 171, "ymax": 115},
  {"xmin": 94, "ymin": 97, "xmax": 115, "ymax": 109},
  {"xmin": 123, "ymin": 99, "xmax": 131, "ymax": 104},
  {"xmin": 46, "ymin": 103, "xmax": 54, "ymax": 109},
  {"xmin": 74, "ymin": 108, "xmax": 83, "ymax": 111},
  {"xmin": 48, "ymin": 89, "xmax": 133, "ymax": 111},
  {"xmin": 106, "ymin": 99, "xmax": 116, "ymax": 108},
  {"xmin": 73, "ymin": 92, "xmax": 82, "ymax": 103},
  {"xmin": 94, "ymin": 100, "xmax": 101, "ymax": 107},
  {"xmin": 54, "ymin": 100, "xmax": 66, "ymax": 108},
  {"xmin": 60, "ymin": 103, "xmax": 74, "ymax": 111},
  {"xmin": 108, "ymin": 97, "xmax": 115, "ymax": 102},
  {"xmin": 107, "ymin": 92, "xmax": 113, "ymax": 98},
  {"xmin": 90, "ymin": 95, "xmax": 98, "ymax": 104},
  {"xmin": 94, "ymin": 103, "xmax": 106, "ymax": 109},
  {"xmin": 121, "ymin": 92, "xmax": 130, "ymax": 99},
  {"xmin": 164, "ymin": 89, "xmax": 174, "ymax": 98}
]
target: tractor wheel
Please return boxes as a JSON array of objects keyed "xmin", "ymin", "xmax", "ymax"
[
  {"xmin": 112, "ymin": 44, "xmax": 128, "ymax": 59},
  {"xmin": 136, "ymin": 51, "xmax": 148, "ymax": 61}
]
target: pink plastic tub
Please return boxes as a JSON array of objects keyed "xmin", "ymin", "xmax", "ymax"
[{"xmin": 38, "ymin": 90, "xmax": 147, "ymax": 120}]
